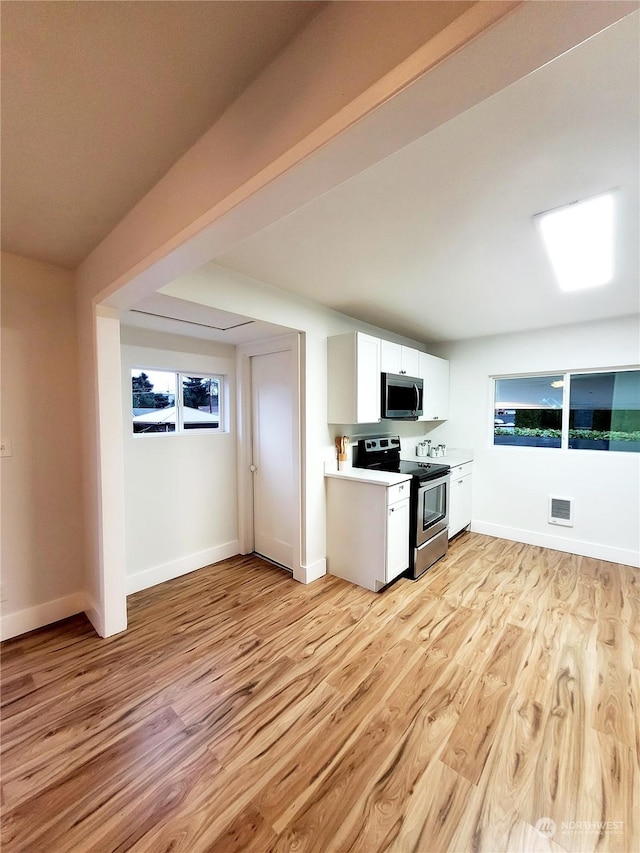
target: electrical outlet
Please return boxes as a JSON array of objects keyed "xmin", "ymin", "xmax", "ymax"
[{"xmin": 0, "ymin": 438, "xmax": 12, "ymax": 457}]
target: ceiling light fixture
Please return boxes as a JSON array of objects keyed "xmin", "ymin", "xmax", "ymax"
[
  {"xmin": 550, "ymin": 380, "xmax": 564, "ymax": 388},
  {"xmin": 534, "ymin": 191, "xmax": 616, "ymax": 292}
]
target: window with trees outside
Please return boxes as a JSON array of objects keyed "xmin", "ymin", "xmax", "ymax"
[
  {"xmin": 131, "ymin": 370, "xmax": 223, "ymax": 434},
  {"xmin": 494, "ymin": 370, "xmax": 639, "ymax": 452}
]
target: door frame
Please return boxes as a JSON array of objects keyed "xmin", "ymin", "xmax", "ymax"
[{"xmin": 236, "ymin": 333, "xmax": 303, "ymax": 581}]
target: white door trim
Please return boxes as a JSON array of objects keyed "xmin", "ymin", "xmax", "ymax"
[
  {"xmin": 93, "ymin": 306, "xmax": 128, "ymax": 636},
  {"xmin": 236, "ymin": 333, "xmax": 303, "ymax": 582}
]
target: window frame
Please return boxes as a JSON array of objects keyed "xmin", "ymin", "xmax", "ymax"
[
  {"xmin": 179, "ymin": 373, "xmax": 223, "ymax": 433},
  {"xmin": 493, "ymin": 373, "xmax": 565, "ymax": 449},
  {"xmin": 131, "ymin": 368, "xmax": 225, "ymax": 437},
  {"xmin": 491, "ymin": 367, "xmax": 639, "ymax": 453}
]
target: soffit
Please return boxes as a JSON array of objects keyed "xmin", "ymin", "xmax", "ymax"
[{"xmin": 121, "ymin": 292, "xmax": 295, "ymax": 345}]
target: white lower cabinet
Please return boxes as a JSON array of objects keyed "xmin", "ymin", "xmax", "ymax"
[
  {"xmin": 326, "ymin": 476, "xmax": 411, "ymax": 591},
  {"xmin": 448, "ymin": 462, "xmax": 472, "ymax": 538},
  {"xmin": 386, "ymin": 490, "xmax": 411, "ymax": 581}
]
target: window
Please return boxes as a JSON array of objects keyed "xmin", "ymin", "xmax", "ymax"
[
  {"xmin": 131, "ymin": 370, "xmax": 223, "ymax": 434},
  {"xmin": 493, "ymin": 370, "xmax": 639, "ymax": 452},
  {"xmin": 494, "ymin": 375, "xmax": 564, "ymax": 448},
  {"xmin": 569, "ymin": 371, "xmax": 640, "ymax": 452},
  {"xmin": 132, "ymin": 370, "xmax": 176, "ymax": 433},
  {"xmin": 181, "ymin": 375, "xmax": 221, "ymax": 432}
]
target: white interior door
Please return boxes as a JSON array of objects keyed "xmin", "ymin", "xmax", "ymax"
[{"xmin": 251, "ymin": 349, "xmax": 295, "ymax": 569}]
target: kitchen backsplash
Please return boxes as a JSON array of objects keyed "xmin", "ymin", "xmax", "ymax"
[{"xmin": 328, "ymin": 421, "xmax": 450, "ymax": 465}]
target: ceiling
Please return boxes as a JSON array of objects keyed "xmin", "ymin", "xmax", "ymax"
[
  {"xmin": 0, "ymin": 0, "xmax": 324, "ymax": 269},
  {"xmin": 3, "ymin": 3, "xmax": 638, "ymax": 346},
  {"xmin": 213, "ymin": 11, "xmax": 640, "ymax": 343}
]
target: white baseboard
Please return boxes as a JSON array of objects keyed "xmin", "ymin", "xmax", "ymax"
[
  {"xmin": 0, "ymin": 592, "xmax": 88, "ymax": 642},
  {"xmin": 83, "ymin": 594, "xmax": 104, "ymax": 638},
  {"xmin": 471, "ymin": 522, "xmax": 640, "ymax": 568},
  {"xmin": 294, "ymin": 557, "xmax": 327, "ymax": 584},
  {"xmin": 126, "ymin": 541, "xmax": 241, "ymax": 595}
]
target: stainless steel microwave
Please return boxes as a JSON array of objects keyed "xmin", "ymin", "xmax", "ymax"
[{"xmin": 381, "ymin": 372, "xmax": 423, "ymax": 420}]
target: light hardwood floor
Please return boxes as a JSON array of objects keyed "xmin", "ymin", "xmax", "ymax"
[{"xmin": 1, "ymin": 533, "xmax": 638, "ymax": 852}]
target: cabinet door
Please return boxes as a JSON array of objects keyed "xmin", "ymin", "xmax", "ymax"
[
  {"xmin": 356, "ymin": 333, "xmax": 381, "ymax": 423},
  {"xmin": 448, "ymin": 474, "xmax": 472, "ymax": 538},
  {"xmin": 381, "ymin": 341, "xmax": 420, "ymax": 376},
  {"xmin": 400, "ymin": 347, "xmax": 420, "ymax": 377},
  {"xmin": 328, "ymin": 332, "xmax": 380, "ymax": 424},
  {"xmin": 380, "ymin": 340, "xmax": 402, "ymax": 374},
  {"xmin": 419, "ymin": 352, "xmax": 449, "ymax": 421},
  {"xmin": 386, "ymin": 498, "xmax": 410, "ymax": 582}
]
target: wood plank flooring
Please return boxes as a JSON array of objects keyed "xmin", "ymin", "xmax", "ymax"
[{"xmin": 1, "ymin": 533, "xmax": 638, "ymax": 852}]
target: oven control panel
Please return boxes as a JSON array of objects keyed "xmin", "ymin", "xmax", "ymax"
[{"xmin": 361, "ymin": 436, "xmax": 401, "ymax": 453}]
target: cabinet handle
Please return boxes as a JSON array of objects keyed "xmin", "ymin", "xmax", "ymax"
[
  {"xmin": 390, "ymin": 507, "xmax": 395, "ymax": 512},
  {"xmin": 458, "ymin": 479, "xmax": 464, "ymax": 485}
]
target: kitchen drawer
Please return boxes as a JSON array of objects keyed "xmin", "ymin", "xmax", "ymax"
[
  {"xmin": 387, "ymin": 480, "xmax": 410, "ymax": 505},
  {"xmin": 450, "ymin": 462, "xmax": 472, "ymax": 480}
]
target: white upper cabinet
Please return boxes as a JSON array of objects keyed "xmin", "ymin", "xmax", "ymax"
[
  {"xmin": 328, "ymin": 332, "xmax": 449, "ymax": 424},
  {"xmin": 327, "ymin": 332, "xmax": 381, "ymax": 424},
  {"xmin": 380, "ymin": 341, "xmax": 420, "ymax": 377},
  {"xmin": 380, "ymin": 340, "xmax": 401, "ymax": 373},
  {"xmin": 419, "ymin": 352, "xmax": 449, "ymax": 421}
]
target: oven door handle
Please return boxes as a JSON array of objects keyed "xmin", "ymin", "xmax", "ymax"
[{"xmin": 418, "ymin": 473, "xmax": 450, "ymax": 491}]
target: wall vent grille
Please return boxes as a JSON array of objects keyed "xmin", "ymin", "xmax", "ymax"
[{"xmin": 549, "ymin": 496, "xmax": 574, "ymax": 527}]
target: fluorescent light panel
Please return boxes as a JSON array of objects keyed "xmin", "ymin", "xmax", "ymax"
[{"xmin": 534, "ymin": 192, "xmax": 615, "ymax": 292}]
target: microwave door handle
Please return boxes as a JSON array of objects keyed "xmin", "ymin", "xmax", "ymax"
[{"xmin": 414, "ymin": 383, "xmax": 419, "ymax": 414}]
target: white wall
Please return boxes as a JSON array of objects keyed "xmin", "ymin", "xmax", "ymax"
[
  {"xmin": 0, "ymin": 253, "xmax": 86, "ymax": 639},
  {"xmin": 162, "ymin": 263, "xmax": 428, "ymax": 578},
  {"xmin": 426, "ymin": 316, "xmax": 640, "ymax": 566},
  {"xmin": 120, "ymin": 326, "xmax": 239, "ymax": 593}
]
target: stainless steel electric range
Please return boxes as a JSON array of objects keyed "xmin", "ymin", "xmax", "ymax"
[{"xmin": 354, "ymin": 436, "xmax": 450, "ymax": 578}]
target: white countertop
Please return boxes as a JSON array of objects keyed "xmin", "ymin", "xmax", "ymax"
[
  {"xmin": 443, "ymin": 453, "xmax": 474, "ymax": 468},
  {"xmin": 324, "ymin": 465, "xmax": 412, "ymax": 487},
  {"xmin": 325, "ymin": 448, "xmax": 472, "ymax": 484}
]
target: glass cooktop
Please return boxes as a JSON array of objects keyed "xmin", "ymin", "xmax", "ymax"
[{"xmin": 354, "ymin": 436, "xmax": 449, "ymax": 482}]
